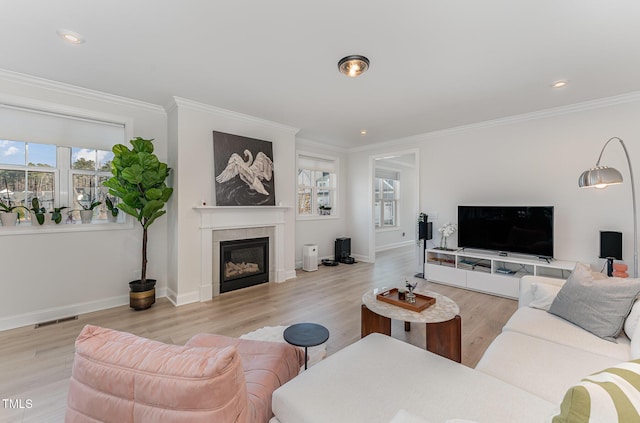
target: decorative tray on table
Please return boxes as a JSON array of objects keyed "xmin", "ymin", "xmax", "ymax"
[{"xmin": 376, "ymin": 288, "xmax": 436, "ymax": 312}]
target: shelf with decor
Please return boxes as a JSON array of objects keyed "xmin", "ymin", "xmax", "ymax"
[{"xmin": 424, "ymin": 248, "xmax": 575, "ymax": 299}]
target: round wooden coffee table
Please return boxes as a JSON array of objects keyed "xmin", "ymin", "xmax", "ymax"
[
  {"xmin": 361, "ymin": 287, "xmax": 462, "ymax": 362},
  {"xmin": 284, "ymin": 323, "xmax": 330, "ymax": 369}
]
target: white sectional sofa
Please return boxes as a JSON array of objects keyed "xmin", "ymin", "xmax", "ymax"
[
  {"xmin": 475, "ymin": 275, "xmax": 633, "ymax": 405},
  {"xmin": 270, "ymin": 273, "xmax": 640, "ymax": 423}
]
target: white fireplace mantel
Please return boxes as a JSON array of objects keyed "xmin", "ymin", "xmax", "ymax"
[
  {"xmin": 194, "ymin": 205, "xmax": 292, "ymax": 300},
  {"xmin": 195, "ymin": 205, "xmax": 291, "ymax": 230}
]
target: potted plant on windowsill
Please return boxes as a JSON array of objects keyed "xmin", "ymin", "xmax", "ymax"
[
  {"xmin": 29, "ymin": 197, "xmax": 50, "ymax": 226},
  {"xmin": 0, "ymin": 179, "xmax": 22, "ymax": 227},
  {"xmin": 78, "ymin": 199, "xmax": 101, "ymax": 223},
  {"xmin": 76, "ymin": 178, "xmax": 101, "ymax": 223},
  {"xmin": 105, "ymin": 196, "xmax": 119, "ymax": 223},
  {"xmin": 50, "ymin": 206, "xmax": 68, "ymax": 224},
  {"xmin": 103, "ymin": 137, "xmax": 173, "ymax": 311},
  {"xmin": 0, "ymin": 200, "xmax": 26, "ymax": 227}
]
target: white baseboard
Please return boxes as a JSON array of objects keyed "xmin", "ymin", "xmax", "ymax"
[
  {"xmin": 172, "ymin": 289, "xmax": 201, "ymax": 306},
  {"xmin": 352, "ymin": 253, "xmax": 372, "ymax": 263},
  {"xmin": 168, "ymin": 284, "xmax": 213, "ymax": 304},
  {"xmin": 376, "ymin": 240, "xmax": 416, "ymax": 253},
  {"xmin": 0, "ymin": 288, "xmax": 168, "ymax": 332},
  {"xmin": 280, "ymin": 269, "xmax": 297, "ymax": 281},
  {"xmin": 0, "ymin": 295, "xmax": 125, "ymax": 332},
  {"xmin": 295, "ymin": 255, "xmax": 334, "ymax": 269},
  {"xmin": 165, "ymin": 287, "xmax": 178, "ymax": 306},
  {"xmin": 199, "ymin": 284, "xmax": 213, "ymax": 302}
]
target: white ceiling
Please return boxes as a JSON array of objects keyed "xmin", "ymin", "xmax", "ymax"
[{"xmin": 2, "ymin": 1, "xmax": 640, "ymax": 148}]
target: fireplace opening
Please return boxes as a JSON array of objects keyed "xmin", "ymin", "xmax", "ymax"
[{"xmin": 220, "ymin": 237, "xmax": 269, "ymax": 293}]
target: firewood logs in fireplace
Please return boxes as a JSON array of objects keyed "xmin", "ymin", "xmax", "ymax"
[{"xmin": 225, "ymin": 261, "xmax": 260, "ymax": 278}]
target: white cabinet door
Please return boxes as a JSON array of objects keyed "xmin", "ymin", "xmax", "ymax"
[
  {"xmin": 425, "ymin": 264, "xmax": 466, "ymax": 288},
  {"xmin": 466, "ymin": 272, "xmax": 518, "ymax": 299}
]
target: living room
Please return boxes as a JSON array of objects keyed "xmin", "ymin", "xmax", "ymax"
[{"xmin": 2, "ymin": 2, "xmax": 640, "ymax": 422}]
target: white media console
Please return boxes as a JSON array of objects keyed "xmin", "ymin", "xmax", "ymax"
[{"xmin": 424, "ymin": 248, "xmax": 575, "ymax": 299}]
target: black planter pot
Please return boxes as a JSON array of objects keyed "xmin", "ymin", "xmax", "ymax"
[{"xmin": 129, "ymin": 279, "xmax": 156, "ymax": 311}]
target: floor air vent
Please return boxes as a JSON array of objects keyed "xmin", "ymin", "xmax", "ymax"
[{"xmin": 34, "ymin": 315, "xmax": 78, "ymax": 329}]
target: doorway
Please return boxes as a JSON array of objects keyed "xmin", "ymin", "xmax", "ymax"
[{"xmin": 369, "ymin": 149, "xmax": 419, "ymax": 264}]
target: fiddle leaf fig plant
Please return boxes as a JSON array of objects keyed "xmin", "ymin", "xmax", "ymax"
[{"xmin": 103, "ymin": 137, "xmax": 173, "ymax": 283}]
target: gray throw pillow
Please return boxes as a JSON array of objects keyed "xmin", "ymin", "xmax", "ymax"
[{"xmin": 548, "ymin": 263, "xmax": 640, "ymax": 342}]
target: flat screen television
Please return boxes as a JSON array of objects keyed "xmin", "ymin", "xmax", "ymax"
[{"xmin": 458, "ymin": 206, "xmax": 554, "ymax": 258}]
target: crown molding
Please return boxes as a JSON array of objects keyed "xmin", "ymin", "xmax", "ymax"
[
  {"xmin": 0, "ymin": 92, "xmax": 135, "ymax": 129},
  {"xmin": 348, "ymin": 90, "xmax": 640, "ymax": 153},
  {"xmin": 0, "ymin": 68, "xmax": 165, "ymax": 114},
  {"xmin": 169, "ymin": 96, "xmax": 300, "ymax": 135},
  {"xmin": 296, "ymin": 137, "xmax": 348, "ymax": 154}
]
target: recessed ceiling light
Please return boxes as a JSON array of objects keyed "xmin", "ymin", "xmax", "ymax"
[
  {"xmin": 551, "ymin": 80, "xmax": 568, "ymax": 89},
  {"xmin": 360, "ymin": 130, "xmax": 367, "ymax": 135},
  {"xmin": 56, "ymin": 29, "xmax": 85, "ymax": 45},
  {"xmin": 338, "ymin": 55, "xmax": 370, "ymax": 78}
]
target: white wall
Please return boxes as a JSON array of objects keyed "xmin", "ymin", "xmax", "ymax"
[
  {"xmin": 346, "ymin": 148, "xmax": 374, "ymax": 262},
  {"xmin": 0, "ymin": 70, "xmax": 169, "ymax": 330},
  {"xmin": 348, "ymin": 93, "xmax": 640, "ymax": 273},
  {"xmin": 166, "ymin": 98, "xmax": 298, "ymax": 305},
  {"xmin": 294, "ymin": 139, "xmax": 349, "ymax": 266}
]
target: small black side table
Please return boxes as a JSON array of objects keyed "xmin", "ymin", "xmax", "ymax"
[{"xmin": 283, "ymin": 323, "xmax": 330, "ymax": 369}]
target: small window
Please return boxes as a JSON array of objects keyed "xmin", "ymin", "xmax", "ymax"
[
  {"xmin": 297, "ymin": 153, "xmax": 338, "ymax": 217},
  {"xmin": 374, "ymin": 170, "xmax": 399, "ymax": 228}
]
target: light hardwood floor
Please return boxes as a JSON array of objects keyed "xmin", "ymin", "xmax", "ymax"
[{"xmin": 0, "ymin": 246, "xmax": 517, "ymax": 422}]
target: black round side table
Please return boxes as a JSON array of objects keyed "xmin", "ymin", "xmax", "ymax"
[{"xmin": 283, "ymin": 323, "xmax": 330, "ymax": 369}]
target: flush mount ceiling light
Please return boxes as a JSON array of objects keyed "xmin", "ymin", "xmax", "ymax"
[
  {"xmin": 338, "ymin": 55, "xmax": 370, "ymax": 78},
  {"xmin": 551, "ymin": 80, "xmax": 568, "ymax": 89},
  {"xmin": 360, "ymin": 129, "xmax": 368, "ymax": 135},
  {"xmin": 56, "ymin": 29, "xmax": 85, "ymax": 45}
]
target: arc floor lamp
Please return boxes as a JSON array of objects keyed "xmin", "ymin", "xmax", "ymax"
[{"xmin": 578, "ymin": 137, "xmax": 638, "ymax": 278}]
